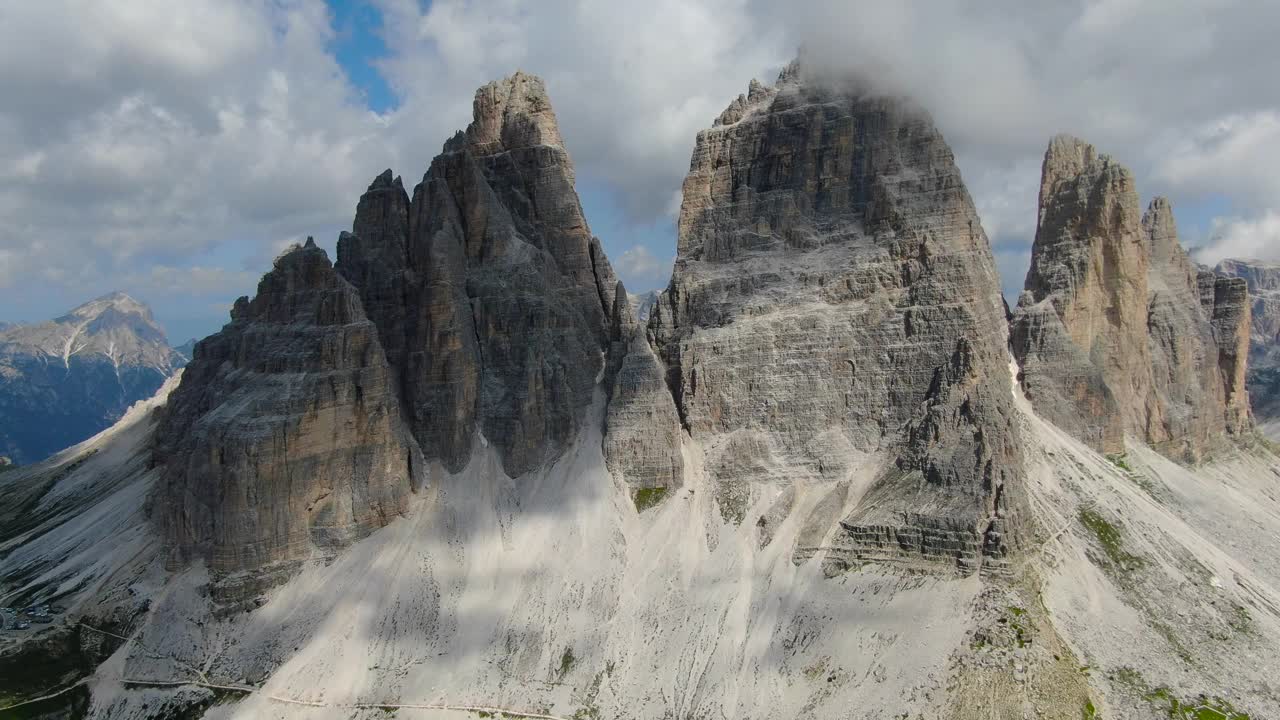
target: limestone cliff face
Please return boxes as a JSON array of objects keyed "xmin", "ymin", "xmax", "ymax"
[
  {"xmin": 1011, "ymin": 136, "xmax": 1251, "ymax": 459},
  {"xmin": 1215, "ymin": 259, "xmax": 1280, "ymax": 421},
  {"xmin": 337, "ymin": 73, "xmax": 614, "ymax": 477},
  {"xmin": 1011, "ymin": 137, "xmax": 1151, "ymax": 454},
  {"xmin": 650, "ymin": 63, "xmax": 1025, "ymax": 573},
  {"xmin": 1142, "ymin": 198, "xmax": 1235, "ymax": 456},
  {"xmin": 154, "ymin": 240, "xmax": 421, "ymax": 592},
  {"xmin": 602, "ymin": 283, "xmax": 684, "ymax": 493}
]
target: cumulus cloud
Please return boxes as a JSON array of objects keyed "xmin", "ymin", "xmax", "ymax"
[
  {"xmin": 375, "ymin": 0, "xmax": 789, "ymax": 220},
  {"xmin": 774, "ymin": 1, "xmax": 1280, "ymax": 267},
  {"xmin": 0, "ymin": 1, "xmax": 395, "ymax": 308},
  {"xmin": 1194, "ymin": 212, "xmax": 1280, "ymax": 266},
  {"xmin": 614, "ymin": 246, "xmax": 673, "ymax": 292},
  {"xmin": 3, "ymin": 0, "xmax": 1280, "ymax": 339}
]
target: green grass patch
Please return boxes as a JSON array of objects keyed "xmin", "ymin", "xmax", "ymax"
[
  {"xmin": 1227, "ymin": 604, "xmax": 1253, "ymax": 635},
  {"xmin": 632, "ymin": 486, "xmax": 668, "ymax": 512},
  {"xmin": 1107, "ymin": 454, "xmax": 1134, "ymax": 472},
  {"xmin": 1110, "ymin": 666, "xmax": 1250, "ymax": 719},
  {"xmin": 558, "ymin": 646, "xmax": 576, "ymax": 678},
  {"xmin": 1079, "ymin": 508, "xmax": 1146, "ymax": 572},
  {"xmin": 1082, "ymin": 699, "xmax": 1098, "ymax": 719}
]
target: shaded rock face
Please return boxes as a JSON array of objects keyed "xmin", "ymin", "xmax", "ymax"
[
  {"xmin": 337, "ymin": 72, "xmax": 614, "ymax": 477},
  {"xmin": 0, "ymin": 292, "xmax": 184, "ymax": 464},
  {"xmin": 154, "ymin": 240, "xmax": 420, "ymax": 593},
  {"xmin": 1011, "ymin": 136, "xmax": 1250, "ymax": 460},
  {"xmin": 603, "ymin": 283, "xmax": 684, "ymax": 493},
  {"xmin": 1215, "ymin": 259, "xmax": 1278, "ymax": 420},
  {"xmin": 650, "ymin": 64, "xmax": 1025, "ymax": 573}
]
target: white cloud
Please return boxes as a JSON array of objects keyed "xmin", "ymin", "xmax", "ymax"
[
  {"xmin": 0, "ymin": 0, "xmax": 396, "ymax": 294},
  {"xmin": 1151, "ymin": 112, "xmax": 1280, "ymax": 209},
  {"xmin": 3, "ymin": 0, "xmax": 1280, "ymax": 339},
  {"xmin": 375, "ymin": 0, "xmax": 788, "ymax": 220},
  {"xmin": 1194, "ymin": 212, "xmax": 1280, "ymax": 266},
  {"xmin": 614, "ymin": 246, "xmax": 672, "ymax": 292}
]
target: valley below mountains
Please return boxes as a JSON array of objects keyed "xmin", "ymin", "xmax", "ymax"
[{"xmin": 2, "ymin": 61, "xmax": 1279, "ymax": 720}]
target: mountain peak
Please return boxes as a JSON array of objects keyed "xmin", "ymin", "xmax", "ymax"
[
  {"xmin": 61, "ymin": 290, "xmax": 156, "ymax": 326},
  {"xmin": 465, "ymin": 70, "xmax": 565, "ymax": 155},
  {"xmin": 0, "ymin": 290, "xmax": 183, "ymax": 463}
]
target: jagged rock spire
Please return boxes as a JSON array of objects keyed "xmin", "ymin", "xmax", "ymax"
[
  {"xmin": 336, "ymin": 71, "xmax": 618, "ymax": 477},
  {"xmin": 1012, "ymin": 136, "xmax": 1252, "ymax": 460}
]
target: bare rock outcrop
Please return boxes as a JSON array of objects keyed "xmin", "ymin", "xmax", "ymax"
[
  {"xmin": 1212, "ymin": 259, "xmax": 1273, "ymax": 421},
  {"xmin": 1218, "ymin": 257, "xmax": 1280, "ymax": 417},
  {"xmin": 337, "ymin": 72, "xmax": 615, "ymax": 477},
  {"xmin": 1011, "ymin": 136, "xmax": 1251, "ymax": 459},
  {"xmin": 1011, "ymin": 137, "xmax": 1152, "ymax": 454},
  {"xmin": 650, "ymin": 62, "xmax": 1025, "ymax": 573},
  {"xmin": 602, "ymin": 282, "xmax": 684, "ymax": 494},
  {"xmin": 153, "ymin": 240, "xmax": 421, "ymax": 595}
]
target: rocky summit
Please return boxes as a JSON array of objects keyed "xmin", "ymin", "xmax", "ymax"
[
  {"xmin": 0, "ymin": 292, "xmax": 184, "ymax": 464},
  {"xmin": 1010, "ymin": 136, "xmax": 1251, "ymax": 460},
  {"xmin": 650, "ymin": 61, "xmax": 1024, "ymax": 573},
  {"xmin": 2, "ymin": 65, "xmax": 1280, "ymax": 720},
  {"xmin": 336, "ymin": 72, "xmax": 617, "ymax": 478}
]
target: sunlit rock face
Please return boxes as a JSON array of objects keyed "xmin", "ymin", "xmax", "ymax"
[
  {"xmin": 337, "ymin": 72, "xmax": 617, "ymax": 478},
  {"xmin": 649, "ymin": 61, "xmax": 1026, "ymax": 573},
  {"xmin": 1011, "ymin": 136, "xmax": 1251, "ymax": 461},
  {"xmin": 153, "ymin": 240, "xmax": 421, "ymax": 599},
  {"xmin": 1216, "ymin": 258, "xmax": 1280, "ymax": 423}
]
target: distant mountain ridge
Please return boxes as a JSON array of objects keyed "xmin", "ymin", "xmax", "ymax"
[
  {"xmin": 627, "ymin": 290, "xmax": 659, "ymax": 322},
  {"xmin": 0, "ymin": 291, "xmax": 185, "ymax": 463}
]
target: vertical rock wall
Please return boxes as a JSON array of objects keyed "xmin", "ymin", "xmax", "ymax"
[
  {"xmin": 153, "ymin": 240, "xmax": 421, "ymax": 597},
  {"xmin": 650, "ymin": 62, "xmax": 1026, "ymax": 573},
  {"xmin": 1011, "ymin": 136, "xmax": 1252, "ymax": 460}
]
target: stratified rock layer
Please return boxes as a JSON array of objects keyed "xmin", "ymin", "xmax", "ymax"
[
  {"xmin": 650, "ymin": 63, "xmax": 1025, "ymax": 572},
  {"xmin": 1011, "ymin": 136, "xmax": 1251, "ymax": 459},
  {"xmin": 1216, "ymin": 259, "xmax": 1280, "ymax": 421},
  {"xmin": 154, "ymin": 240, "xmax": 420, "ymax": 591},
  {"xmin": 337, "ymin": 72, "xmax": 614, "ymax": 477},
  {"xmin": 603, "ymin": 283, "xmax": 684, "ymax": 493}
]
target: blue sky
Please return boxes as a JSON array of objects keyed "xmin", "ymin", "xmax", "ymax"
[
  {"xmin": 2, "ymin": 1, "xmax": 1278, "ymax": 345},
  {"xmin": 327, "ymin": 0, "xmax": 399, "ymax": 114}
]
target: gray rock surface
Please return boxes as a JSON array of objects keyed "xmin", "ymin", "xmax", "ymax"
[
  {"xmin": 603, "ymin": 282, "xmax": 684, "ymax": 494},
  {"xmin": 153, "ymin": 240, "xmax": 420, "ymax": 598},
  {"xmin": 1143, "ymin": 198, "xmax": 1241, "ymax": 458},
  {"xmin": 1011, "ymin": 136, "xmax": 1250, "ymax": 459},
  {"xmin": 337, "ymin": 72, "xmax": 615, "ymax": 477},
  {"xmin": 1213, "ymin": 258, "xmax": 1276, "ymax": 421},
  {"xmin": 0, "ymin": 292, "xmax": 184, "ymax": 463},
  {"xmin": 650, "ymin": 62, "xmax": 1025, "ymax": 573}
]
